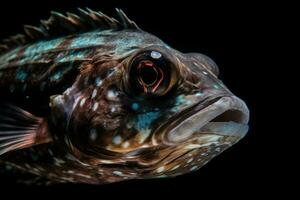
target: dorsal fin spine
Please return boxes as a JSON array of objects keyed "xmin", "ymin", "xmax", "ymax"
[{"xmin": 0, "ymin": 8, "xmax": 139, "ymax": 56}]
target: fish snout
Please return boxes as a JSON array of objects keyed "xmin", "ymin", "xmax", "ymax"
[{"xmin": 167, "ymin": 96, "xmax": 249, "ymax": 144}]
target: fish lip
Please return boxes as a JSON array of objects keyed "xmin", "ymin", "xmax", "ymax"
[{"xmin": 160, "ymin": 96, "xmax": 249, "ymax": 144}]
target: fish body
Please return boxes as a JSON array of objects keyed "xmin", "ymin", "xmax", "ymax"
[{"xmin": 0, "ymin": 8, "xmax": 249, "ymax": 184}]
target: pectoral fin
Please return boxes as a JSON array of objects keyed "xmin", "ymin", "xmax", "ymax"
[{"xmin": 0, "ymin": 103, "xmax": 52, "ymax": 156}]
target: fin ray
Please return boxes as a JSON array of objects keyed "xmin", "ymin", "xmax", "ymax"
[{"xmin": 0, "ymin": 103, "xmax": 52, "ymax": 156}]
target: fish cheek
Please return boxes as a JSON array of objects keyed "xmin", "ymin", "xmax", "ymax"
[
  {"xmin": 69, "ymin": 95, "xmax": 125, "ymax": 154},
  {"xmin": 50, "ymin": 60, "xmax": 127, "ymax": 154}
]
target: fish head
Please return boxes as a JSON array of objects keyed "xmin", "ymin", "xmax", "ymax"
[{"xmin": 49, "ymin": 31, "xmax": 249, "ymax": 180}]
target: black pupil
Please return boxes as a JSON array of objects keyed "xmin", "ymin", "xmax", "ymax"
[
  {"xmin": 129, "ymin": 51, "xmax": 173, "ymax": 96},
  {"xmin": 139, "ymin": 65, "xmax": 158, "ymax": 85}
]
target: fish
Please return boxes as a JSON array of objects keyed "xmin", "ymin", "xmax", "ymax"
[{"xmin": 0, "ymin": 8, "xmax": 249, "ymax": 184}]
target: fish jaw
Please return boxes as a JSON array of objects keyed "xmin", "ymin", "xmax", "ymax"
[{"xmin": 163, "ymin": 96, "xmax": 249, "ymax": 144}]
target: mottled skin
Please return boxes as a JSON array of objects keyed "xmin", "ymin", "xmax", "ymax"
[{"xmin": 0, "ymin": 10, "xmax": 249, "ymax": 184}]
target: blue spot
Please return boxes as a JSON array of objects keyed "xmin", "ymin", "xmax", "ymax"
[
  {"xmin": 112, "ymin": 135, "xmax": 122, "ymax": 145},
  {"xmin": 69, "ymin": 35, "xmax": 104, "ymax": 48},
  {"xmin": 171, "ymin": 95, "xmax": 193, "ymax": 112},
  {"xmin": 95, "ymin": 77, "xmax": 102, "ymax": 86},
  {"xmin": 135, "ymin": 111, "xmax": 160, "ymax": 131},
  {"xmin": 131, "ymin": 103, "xmax": 140, "ymax": 111},
  {"xmin": 215, "ymin": 147, "xmax": 221, "ymax": 152},
  {"xmin": 213, "ymin": 84, "xmax": 220, "ymax": 89},
  {"xmin": 24, "ymin": 38, "xmax": 62, "ymax": 56},
  {"xmin": 219, "ymin": 81, "xmax": 225, "ymax": 87},
  {"xmin": 51, "ymin": 71, "xmax": 62, "ymax": 81},
  {"xmin": 114, "ymin": 36, "xmax": 144, "ymax": 54},
  {"xmin": 171, "ymin": 107, "xmax": 179, "ymax": 112},
  {"xmin": 106, "ymin": 68, "xmax": 115, "ymax": 76},
  {"xmin": 175, "ymin": 95, "xmax": 186, "ymax": 106},
  {"xmin": 16, "ymin": 70, "xmax": 27, "ymax": 82},
  {"xmin": 56, "ymin": 50, "xmax": 87, "ymax": 63},
  {"xmin": 195, "ymin": 92, "xmax": 203, "ymax": 96}
]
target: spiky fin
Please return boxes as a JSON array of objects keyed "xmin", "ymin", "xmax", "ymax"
[{"xmin": 0, "ymin": 8, "xmax": 140, "ymax": 55}]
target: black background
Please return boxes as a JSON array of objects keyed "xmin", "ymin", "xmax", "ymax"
[{"xmin": 0, "ymin": 0, "xmax": 293, "ymax": 198}]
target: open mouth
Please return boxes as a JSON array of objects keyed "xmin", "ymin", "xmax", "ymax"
[{"xmin": 164, "ymin": 96, "xmax": 249, "ymax": 143}]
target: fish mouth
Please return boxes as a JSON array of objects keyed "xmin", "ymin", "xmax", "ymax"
[{"xmin": 163, "ymin": 96, "xmax": 250, "ymax": 144}]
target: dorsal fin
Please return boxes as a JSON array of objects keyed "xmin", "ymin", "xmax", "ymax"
[{"xmin": 0, "ymin": 8, "xmax": 140, "ymax": 55}]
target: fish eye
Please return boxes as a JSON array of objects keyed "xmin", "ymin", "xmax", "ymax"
[{"xmin": 128, "ymin": 50, "xmax": 178, "ymax": 97}]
